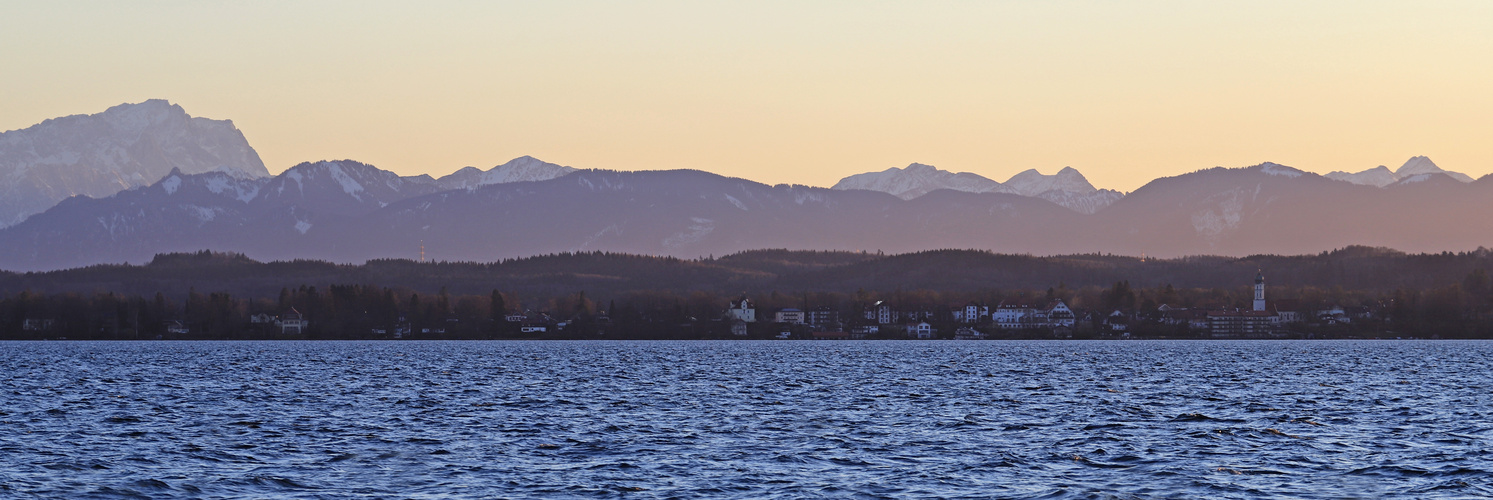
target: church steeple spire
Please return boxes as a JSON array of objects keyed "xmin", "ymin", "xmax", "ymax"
[{"xmin": 1253, "ymin": 269, "xmax": 1267, "ymax": 311}]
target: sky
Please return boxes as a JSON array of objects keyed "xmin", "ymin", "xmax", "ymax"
[{"xmin": 2, "ymin": 1, "xmax": 1491, "ymax": 192}]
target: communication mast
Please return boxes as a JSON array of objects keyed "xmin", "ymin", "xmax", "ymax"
[{"xmin": 420, "ymin": 240, "xmax": 425, "ymax": 263}]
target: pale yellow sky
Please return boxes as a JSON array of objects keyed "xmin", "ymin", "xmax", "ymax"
[{"xmin": 2, "ymin": 1, "xmax": 1491, "ymax": 191}]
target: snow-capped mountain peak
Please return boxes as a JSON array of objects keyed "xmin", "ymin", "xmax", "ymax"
[
  {"xmin": 832, "ymin": 163, "xmax": 1122, "ymax": 213},
  {"xmin": 0, "ymin": 99, "xmax": 267, "ymax": 228},
  {"xmin": 1395, "ymin": 155, "xmax": 1473, "ymax": 182},
  {"xmin": 1327, "ymin": 156, "xmax": 1472, "ymax": 187},
  {"xmin": 434, "ymin": 155, "xmax": 576, "ymax": 190},
  {"xmin": 1255, "ymin": 162, "xmax": 1306, "ymax": 178},
  {"xmin": 1003, "ymin": 167, "xmax": 1099, "ymax": 196}
]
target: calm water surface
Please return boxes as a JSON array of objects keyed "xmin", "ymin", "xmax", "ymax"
[{"xmin": 1, "ymin": 340, "xmax": 1490, "ymax": 498}]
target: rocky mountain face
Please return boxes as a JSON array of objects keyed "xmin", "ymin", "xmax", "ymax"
[
  {"xmin": 0, "ymin": 100, "xmax": 268, "ymax": 228},
  {"xmin": 3, "ymin": 159, "xmax": 1490, "ymax": 272},
  {"xmin": 831, "ymin": 163, "xmax": 1122, "ymax": 214},
  {"xmin": 1325, "ymin": 156, "xmax": 1474, "ymax": 187}
]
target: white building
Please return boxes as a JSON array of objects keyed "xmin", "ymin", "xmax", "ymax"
[
  {"xmin": 276, "ymin": 308, "xmax": 306, "ymax": 335},
  {"xmin": 727, "ymin": 297, "xmax": 756, "ymax": 323},
  {"xmin": 960, "ymin": 302, "xmax": 990, "ymax": 323},
  {"xmin": 1253, "ymin": 271, "xmax": 1268, "ymax": 311},
  {"xmin": 774, "ymin": 308, "xmax": 805, "ymax": 324},
  {"xmin": 994, "ymin": 298, "xmax": 1075, "ymax": 329},
  {"xmin": 1046, "ymin": 300, "xmax": 1076, "ymax": 328},
  {"xmin": 864, "ymin": 301, "xmax": 898, "ymax": 325}
]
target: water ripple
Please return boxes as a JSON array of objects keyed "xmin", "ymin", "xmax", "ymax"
[{"xmin": 0, "ymin": 340, "xmax": 1490, "ymax": 498}]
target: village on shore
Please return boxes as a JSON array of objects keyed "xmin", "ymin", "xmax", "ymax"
[
  {"xmin": 62, "ymin": 271, "xmax": 1401, "ymax": 341},
  {"xmin": 700, "ymin": 272, "xmax": 1385, "ymax": 340}
]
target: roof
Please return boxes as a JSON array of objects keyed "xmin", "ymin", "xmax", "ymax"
[{"xmin": 997, "ymin": 298, "xmax": 1039, "ymax": 309}]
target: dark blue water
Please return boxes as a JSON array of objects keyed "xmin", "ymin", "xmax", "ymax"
[{"xmin": 1, "ymin": 340, "xmax": 1490, "ymax": 498}]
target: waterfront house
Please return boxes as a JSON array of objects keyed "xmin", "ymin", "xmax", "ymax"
[
  {"xmin": 165, "ymin": 320, "xmax": 190, "ymax": 335},
  {"xmin": 774, "ymin": 308, "xmax": 806, "ymax": 324},
  {"xmin": 806, "ymin": 306, "xmax": 840, "ymax": 330},
  {"xmin": 960, "ymin": 302, "xmax": 990, "ymax": 323},
  {"xmin": 1207, "ymin": 309, "xmax": 1279, "ymax": 337},
  {"xmin": 276, "ymin": 308, "xmax": 306, "ymax": 335},
  {"xmin": 864, "ymin": 301, "xmax": 898, "ymax": 325},
  {"xmin": 727, "ymin": 296, "xmax": 756, "ymax": 323},
  {"xmin": 954, "ymin": 327, "xmax": 985, "ymax": 340}
]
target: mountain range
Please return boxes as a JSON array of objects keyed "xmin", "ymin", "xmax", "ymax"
[
  {"xmin": 830, "ymin": 163, "xmax": 1124, "ymax": 214},
  {"xmin": 1324, "ymin": 156, "xmax": 1475, "ymax": 187},
  {"xmin": 0, "ymin": 100, "xmax": 1490, "ymax": 271},
  {"xmin": 2, "ymin": 157, "xmax": 1490, "ymax": 271},
  {"xmin": 0, "ymin": 100, "xmax": 268, "ymax": 228}
]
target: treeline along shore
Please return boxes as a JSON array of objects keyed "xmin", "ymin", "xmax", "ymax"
[{"xmin": 2, "ymin": 246, "xmax": 1492, "ymax": 340}]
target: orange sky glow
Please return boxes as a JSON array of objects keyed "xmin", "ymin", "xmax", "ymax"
[{"xmin": 3, "ymin": 1, "xmax": 1491, "ymax": 192}]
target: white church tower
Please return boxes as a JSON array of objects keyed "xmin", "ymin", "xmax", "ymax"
[{"xmin": 1253, "ymin": 270, "xmax": 1267, "ymax": 312}]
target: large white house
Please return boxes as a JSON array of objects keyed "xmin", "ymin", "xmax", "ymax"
[
  {"xmin": 774, "ymin": 308, "xmax": 805, "ymax": 324},
  {"xmin": 993, "ymin": 298, "xmax": 1074, "ymax": 329},
  {"xmin": 958, "ymin": 302, "xmax": 990, "ymax": 323},
  {"xmin": 864, "ymin": 301, "xmax": 898, "ymax": 325},
  {"xmin": 906, "ymin": 321, "xmax": 934, "ymax": 339},
  {"xmin": 276, "ymin": 308, "xmax": 306, "ymax": 335},
  {"xmin": 727, "ymin": 297, "xmax": 756, "ymax": 323}
]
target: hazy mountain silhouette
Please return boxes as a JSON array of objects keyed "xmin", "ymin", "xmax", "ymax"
[
  {"xmin": 1325, "ymin": 156, "xmax": 1475, "ymax": 187},
  {"xmin": 0, "ymin": 100, "xmax": 267, "ymax": 228},
  {"xmin": 832, "ymin": 163, "xmax": 1123, "ymax": 213},
  {"xmin": 2, "ymin": 159, "xmax": 1490, "ymax": 272}
]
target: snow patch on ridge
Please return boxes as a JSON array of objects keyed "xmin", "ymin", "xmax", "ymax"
[
  {"xmin": 324, "ymin": 162, "xmax": 366, "ymax": 201},
  {"xmin": 1190, "ymin": 189, "xmax": 1247, "ymax": 243},
  {"xmin": 723, "ymin": 194, "xmax": 749, "ymax": 211},
  {"xmin": 161, "ymin": 175, "xmax": 181, "ymax": 195},
  {"xmin": 181, "ymin": 204, "xmax": 219, "ymax": 223},
  {"xmin": 1259, "ymin": 163, "xmax": 1303, "ymax": 178},
  {"xmin": 662, "ymin": 217, "xmax": 714, "ymax": 248}
]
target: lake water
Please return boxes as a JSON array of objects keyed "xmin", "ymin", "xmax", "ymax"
[{"xmin": 0, "ymin": 340, "xmax": 1489, "ymax": 498}]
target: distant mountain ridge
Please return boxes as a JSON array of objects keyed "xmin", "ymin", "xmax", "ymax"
[
  {"xmin": 831, "ymin": 163, "xmax": 1006, "ymax": 199},
  {"xmin": 0, "ymin": 99, "xmax": 268, "ymax": 228},
  {"xmin": 3, "ymin": 158, "xmax": 1491, "ymax": 272},
  {"xmin": 1325, "ymin": 156, "xmax": 1475, "ymax": 187},
  {"xmin": 831, "ymin": 163, "xmax": 1123, "ymax": 214},
  {"xmin": 429, "ymin": 155, "xmax": 576, "ymax": 190},
  {"xmin": 3, "ymin": 101, "xmax": 1491, "ymax": 272}
]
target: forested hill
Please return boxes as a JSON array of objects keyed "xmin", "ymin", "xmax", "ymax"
[{"xmin": 1, "ymin": 246, "xmax": 1489, "ymax": 300}]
